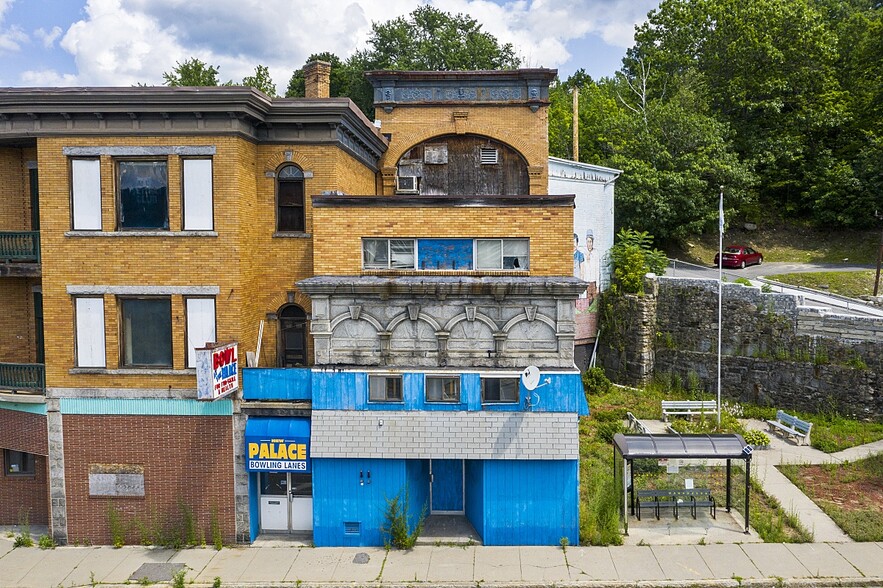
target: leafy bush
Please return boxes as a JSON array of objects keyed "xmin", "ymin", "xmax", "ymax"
[
  {"xmin": 582, "ymin": 367, "xmax": 613, "ymax": 396},
  {"xmin": 734, "ymin": 277, "xmax": 753, "ymax": 286},
  {"xmin": 13, "ymin": 533, "xmax": 33, "ymax": 548},
  {"xmin": 381, "ymin": 487, "xmax": 426, "ymax": 550},
  {"xmin": 609, "ymin": 229, "xmax": 667, "ymax": 294},
  {"xmin": 596, "ymin": 420, "xmax": 627, "ymax": 443},
  {"xmin": 37, "ymin": 534, "xmax": 56, "ymax": 549},
  {"xmin": 743, "ymin": 430, "xmax": 771, "ymax": 447}
]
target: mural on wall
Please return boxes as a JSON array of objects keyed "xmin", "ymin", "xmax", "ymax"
[{"xmin": 574, "ymin": 228, "xmax": 600, "ymax": 343}]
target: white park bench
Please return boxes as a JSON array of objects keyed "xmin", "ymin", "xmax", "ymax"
[{"xmin": 661, "ymin": 400, "xmax": 718, "ymax": 422}]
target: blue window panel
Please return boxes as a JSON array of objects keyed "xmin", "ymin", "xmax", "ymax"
[
  {"xmin": 242, "ymin": 368, "xmax": 311, "ymax": 401},
  {"xmin": 477, "ymin": 460, "xmax": 579, "ymax": 546},
  {"xmin": 312, "ymin": 458, "xmax": 430, "ymax": 547},
  {"xmin": 461, "ymin": 373, "xmax": 482, "ymax": 411},
  {"xmin": 417, "ymin": 239, "xmax": 473, "ymax": 270},
  {"xmin": 312, "ymin": 371, "xmax": 362, "ymax": 410}
]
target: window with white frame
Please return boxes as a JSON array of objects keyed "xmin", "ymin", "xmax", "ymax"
[
  {"xmin": 182, "ymin": 158, "xmax": 213, "ymax": 230},
  {"xmin": 4, "ymin": 450, "xmax": 35, "ymax": 476},
  {"xmin": 185, "ymin": 297, "xmax": 216, "ymax": 368},
  {"xmin": 363, "ymin": 239, "xmax": 416, "ymax": 269},
  {"xmin": 425, "ymin": 376, "xmax": 460, "ymax": 402},
  {"xmin": 368, "ymin": 375, "xmax": 403, "ymax": 402},
  {"xmin": 120, "ymin": 297, "xmax": 172, "ymax": 367},
  {"xmin": 475, "ymin": 239, "xmax": 529, "ymax": 270},
  {"xmin": 117, "ymin": 160, "xmax": 169, "ymax": 230},
  {"xmin": 75, "ymin": 297, "xmax": 106, "ymax": 367},
  {"xmin": 71, "ymin": 158, "xmax": 102, "ymax": 230},
  {"xmin": 480, "ymin": 376, "xmax": 519, "ymax": 403}
]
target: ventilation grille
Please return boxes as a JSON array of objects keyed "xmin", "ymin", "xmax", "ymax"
[
  {"xmin": 480, "ymin": 148, "xmax": 498, "ymax": 165},
  {"xmin": 344, "ymin": 521, "xmax": 361, "ymax": 535}
]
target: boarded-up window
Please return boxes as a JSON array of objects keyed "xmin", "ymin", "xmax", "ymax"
[
  {"xmin": 75, "ymin": 297, "xmax": 106, "ymax": 367},
  {"xmin": 424, "ymin": 144, "xmax": 448, "ymax": 164},
  {"xmin": 71, "ymin": 159, "xmax": 102, "ymax": 230},
  {"xmin": 183, "ymin": 159, "xmax": 213, "ymax": 230},
  {"xmin": 186, "ymin": 298, "xmax": 216, "ymax": 368}
]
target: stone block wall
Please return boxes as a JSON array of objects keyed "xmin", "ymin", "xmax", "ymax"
[{"xmin": 598, "ymin": 277, "xmax": 883, "ymax": 418}]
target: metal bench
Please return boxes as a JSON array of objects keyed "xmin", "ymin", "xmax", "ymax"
[
  {"xmin": 626, "ymin": 411, "xmax": 652, "ymax": 434},
  {"xmin": 635, "ymin": 488, "xmax": 716, "ymax": 520},
  {"xmin": 661, "ymin": 400, "xmax": 717, "ymax": 422},
  {"xmin": 766, "ymin": 409, "xmax": 813, "ymax": 446}
]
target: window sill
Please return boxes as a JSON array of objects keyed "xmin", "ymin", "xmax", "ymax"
[
  {"xmin": 66, "ymin": 231, "xmax": 218, "ymax": 238},
  {"xmin": 273, "ymin": 232, "xmax": 312, "ymax": 239},
  {"xmin": 4, "ymin": 473, "xmax": 36, "ymax": 478},
  {"xmin": 70, "ymin": 368, "xmax": 196, "ymax": 376}
]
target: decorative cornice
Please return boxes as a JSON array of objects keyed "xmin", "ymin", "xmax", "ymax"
[{"xmin": 298, "ymin": 276, "xmax": 587, "ymax": 298}]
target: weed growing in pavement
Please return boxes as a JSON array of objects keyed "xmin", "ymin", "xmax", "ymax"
[
  {"xmin": 38, "ymin": 534, "xmax": 56, "ymax": 549},
  {"xmin": 171, "ymin": 569, "xmax": 186, "ymax": 588},
  {"xmin": 212, "ymin": 578, "xmax": 222, "ymax": 588}
]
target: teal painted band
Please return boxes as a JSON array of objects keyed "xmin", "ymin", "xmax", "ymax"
[
  {"xmin": 0, "ymin": 402, "xmax": 47, "ymax": 415},
  {"xmin": 59, "ymin": 398, "xmax": 233, "ymax": 416}
]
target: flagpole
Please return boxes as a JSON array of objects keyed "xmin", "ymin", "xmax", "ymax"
[{"xmin": 718, "ymin": 186, "xmax": 724, "ymax": 428}]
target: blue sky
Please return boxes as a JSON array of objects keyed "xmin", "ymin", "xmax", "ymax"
[{"xmin": 0, "ymin": 0, "xmax": 659, "ymax": 89}]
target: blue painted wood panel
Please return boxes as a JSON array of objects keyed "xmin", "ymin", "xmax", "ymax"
[
  {"xmin": 312, "ymin": 458, "xmax": 429, "ymax": 547},
  {"xmin": 464, "ymin": 460, "xmax": 485, "ymax": 538},
  {"xmin": 58, "ymin": 398, "xmax": 232, "ymax": 415},
  {"xmin": 243, "ymin": 368, "xmax": 311, "ymax": 401},
  {"xmin": 304, "ymin": 368, "xmax": 589, "ymax": 415},
  {"xmin": 431, "ymin": 459, "xmax": 463, "ymax": 512},
  {"xmin": 478, "ymin": 459, "xmax": 579, "ymax": 546}
]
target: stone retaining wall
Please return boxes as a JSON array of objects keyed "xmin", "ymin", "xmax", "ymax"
[{"xmin": 597, "ymin": 277, "xmax": 883, "ymax": 419}]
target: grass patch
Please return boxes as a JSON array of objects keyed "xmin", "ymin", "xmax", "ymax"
[
  {"xmin": 780, "ymin": 455, "xmax": 883, "ymax": 541},
  {"xmin": 671, "ymin": 224, "xmax": 880, "ymax": 265},
  {"xmin": 765, "ymin": 271, "xmax": 877, "ymax": 298},
  {"xmin": 580, "ymin": 382, "xmax": 813, "ymax": 544}
]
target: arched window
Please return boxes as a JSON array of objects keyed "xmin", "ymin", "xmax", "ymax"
[
  {"xmin": 278, "ymin": 304, "xmax": 308, "ymax": 367},
  {"xmin": 276, "ymin": 165, "xmax": 305, "ymax": 232}
]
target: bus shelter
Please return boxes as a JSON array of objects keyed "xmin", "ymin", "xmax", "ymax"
[{"xmin": 613, "ymin": 433, "xmax": 752, "ymax": 535}]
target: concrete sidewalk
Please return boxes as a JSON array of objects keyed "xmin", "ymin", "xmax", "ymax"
[{"xmin": 4, "ymin": 538, "xmax": 883, "ymax": 587}]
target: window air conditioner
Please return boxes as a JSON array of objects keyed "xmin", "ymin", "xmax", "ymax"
[{"xmin": 396, "ymin": 175, "xmax": 418, "ymax": 194}]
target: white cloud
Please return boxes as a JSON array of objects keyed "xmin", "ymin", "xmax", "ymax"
[
  {"xmin": 0, "ymin": 0, "xmax": 27, "ymax": 54},
  {"xmin": 35, "ymin": 26, "xmax": 62, "ymax": 48},
  {"xmin": 20, "ymin": 68, "xmax": 79, "ymax": 86},
  {"xmin": 41, "ymin": 0, "xmax": 657, "ymax": 87}
]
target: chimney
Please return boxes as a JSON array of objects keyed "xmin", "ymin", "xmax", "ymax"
[{"xmin": 303, "ymin": 60, "xmax": 331, "ymax": 98}]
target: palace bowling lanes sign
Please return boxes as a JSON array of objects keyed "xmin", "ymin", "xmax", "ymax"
[
  {"xmin": 246, "ymin": 438, "xmax": 311, "ymax": 472},
  {"xmin": 196, "ymin": 342, "xmax": 239, "ymax": 400}
]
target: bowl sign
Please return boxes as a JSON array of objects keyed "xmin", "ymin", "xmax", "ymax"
[{"xmin": 196, "ymin": 342, "xmax": 239, "ymax": 400}]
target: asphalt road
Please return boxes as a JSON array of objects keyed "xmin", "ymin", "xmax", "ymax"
[{"xmin": 666, "ymin": 260, "xmax": 876, "ymax": 281}]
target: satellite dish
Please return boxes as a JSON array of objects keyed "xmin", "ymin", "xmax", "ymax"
[{"xmin": 521, "ymin": 365, "xmax": 541, "ymax": 391}]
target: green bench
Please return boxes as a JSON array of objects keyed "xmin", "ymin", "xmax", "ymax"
[{"xmin": 635, "ymin": 488, "xmax": 716, "ymax": 520}]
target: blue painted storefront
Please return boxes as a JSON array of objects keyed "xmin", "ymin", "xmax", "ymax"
[{"xmin": 242, "ymin": 368, "xmax": 586, "ymax": 546}]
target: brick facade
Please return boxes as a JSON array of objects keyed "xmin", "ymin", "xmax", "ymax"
[
  {"xmin": 0, "ymin": 451, "xmax": 49, "ymax": 526},
  {"xmin": 312, "ymin": 203, "xmax": 572, "ymax": 276},
  {"xmin": 61, "ymin": 415, "xmax": 235, "ymax": 545},
  {"xmin": 0, "ymin": 409, "xmax": 48, "ymax": 455}
]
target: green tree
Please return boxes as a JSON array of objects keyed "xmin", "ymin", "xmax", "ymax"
[
  {"xmin": 323, "ymin": 6, "xmax": 522, "ymax": 117},
  {"xmin": 626, "ymin": 0, "xmax": 873, "ymax": 227},
  {"xmin": 241, "ymin": 64, "xmax": 277, "ymax": 97},
  {"xmin": 163, "ymin": 58, "xmax": 226, "ymax": 87}
]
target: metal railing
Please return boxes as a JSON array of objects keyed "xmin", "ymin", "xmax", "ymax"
[
  {"xmin": 0, "ymin": 231, "xmax": 40, "ymax": 262},
  {"xmin": 0, "ymin": 363, "xmax": 45, "ymax": 393}
]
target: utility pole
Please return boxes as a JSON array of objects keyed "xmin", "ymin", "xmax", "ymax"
[
  {"xmin": 572, "ymin": 87, "xmax": 579, "ymax": 162},
  {"xmin": 875, "ymin": 211, "xmax": 883, "ymax": 297}
]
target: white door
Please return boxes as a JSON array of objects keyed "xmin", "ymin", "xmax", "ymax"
[
  {"xmin": 259, "ymin": 473, "xmax": 289, "ymax": 532},
  {"xmin": 259, "ymin": 472, "xmax": 313, "ymax": 533},
  {"xmin": 289, "ymin": 474, "xmax": 313, "ymax": 531}
]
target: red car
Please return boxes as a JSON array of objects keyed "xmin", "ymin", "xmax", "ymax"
[{"xmin": 714, "ymin": 245, "xmax": 763, "ymax": 269}]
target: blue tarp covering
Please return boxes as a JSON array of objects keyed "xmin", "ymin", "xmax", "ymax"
[{"xmin": 244, "ymin": 417, "xmax": 311, "ymax": 473}]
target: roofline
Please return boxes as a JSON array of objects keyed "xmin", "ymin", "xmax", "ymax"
[
  {"xmin": 311, "ymin": 194, "xmax": 576, "ymax": 208},
  {"xmin": 548, "ymin": 156, "xmax": 623, "ymax": 175}
]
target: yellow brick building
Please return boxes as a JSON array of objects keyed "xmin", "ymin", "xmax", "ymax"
[{"xmin": 0, "ymin": 66, "xmax": 586, "ymax": 547}]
